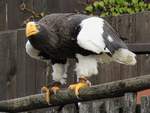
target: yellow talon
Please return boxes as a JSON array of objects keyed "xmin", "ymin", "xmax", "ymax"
[
  {"xmin": 68, "ymin": 76, "xmax": 91, "ymax": 96},
  {"xmin": 51, "ymin": 86, "xmax": 60, "ymax": 94},
  {"xmin": 41, "ymin": 86, "xmax": 50, "ymax": 104},
  {"xmin": 41, "ymin": 83, "xmax": 61, "ymax": 105},
  {"xmin": 69, "ymin": 82, "xmax": 89, "ymax": 96}
]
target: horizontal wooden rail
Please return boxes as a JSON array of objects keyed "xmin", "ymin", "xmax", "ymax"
[
  {"xmin": 0, "ymin": 75, "xmax": 150, "ymax": 112},
  {"xmin": 127, "ymin": 43, "xmax": 150, "ymax": 54}
]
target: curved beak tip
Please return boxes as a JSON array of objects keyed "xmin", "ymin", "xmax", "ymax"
[{"xmin": 25, "ymin": 22, "xmax": 39, "ymax": 37}]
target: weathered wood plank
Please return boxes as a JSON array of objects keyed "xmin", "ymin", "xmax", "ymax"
[
  {"xmin": 16, "ymin": 29, "xmax": 26, "ymax": 97},
  {"xmin": 123, "ymin": 93, "xmax": 136, "ymax": 113},
  {"xmin": 32, "ymin": 0, "xmax": 48, "ymax": 14},
  {"xmin": 0, "ymin": 0, "xmax": 7, "ymax": 31},
  {"xmin": 7, "ymin": 0, "xmax": 33, "ymax": 29},
  {"xmin": 62, "ymin": 104, "xmax": 76, "ymax": 113},
  {"xmin": 105, "ymin": 99, "xmax": 120, "ymax": 113},
  {"xmin": 92, "ymin": 100, "xmax": 105, "ymax": 113},
  {"xmin": 5, "ymin": 31, "xmax": 17, "ymax": 99},
  {"xmin": 79, "ymin": 102, "xmax": 92, "ymax": 113},
  {"xmin": 135, "ymin": 11, "xmax": 150, "ymax": 43},
  {"xmin": 0, "ymin": 31, "xmax": 17, "ymax": 100},
  {"xmin": 141, "ymin": 96, "xmax": 150, "ymax": 113},
  {"xmin": 47, "ymin": 0, "xmax": 61, "ymax": 13}
]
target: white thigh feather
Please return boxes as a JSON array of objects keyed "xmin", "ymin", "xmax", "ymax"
[
  {"xmin": 52, "ymin": 62, "xmax": 69, "ymax": 84},
  {"xmin": 75, "ymin": 54, "xmax": 98, "ymax": 79}
]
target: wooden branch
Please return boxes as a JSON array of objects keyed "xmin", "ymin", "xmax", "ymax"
[{"xmin": 1, "ymin": 75, "xmax": 150, "ymax": 112}]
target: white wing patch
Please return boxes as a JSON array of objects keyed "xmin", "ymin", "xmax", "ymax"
[{"xmin": 77, "ymin": 17, "xmax": 108, "ymax": 54}]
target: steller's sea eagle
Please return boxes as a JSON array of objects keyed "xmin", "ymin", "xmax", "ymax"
[{"xmin": 25, "ymin": 13, "xmax": 136, "ymax": 104}]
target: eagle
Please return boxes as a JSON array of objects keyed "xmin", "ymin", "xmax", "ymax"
[{"xmin": 25, "ymin": 13, "xmax": 136, "ymax": 104}]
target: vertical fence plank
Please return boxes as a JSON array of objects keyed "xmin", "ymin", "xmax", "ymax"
[
  {"xmin": 141, "ymin": 96, "xmax": 150, "ymax": 113},
  {"xmin": 7, "ymin": 0, "xmax": 33, "ymax": 29},
  {"xmin": 0, "ymin": 31, "xmax": 16, "ymax": 100},
  {"xmin": 92, "ymin": 100, "xmax": 105, "ymax": 113},
  {"xmin": 7, "ymin": 0, "xmax": 22, "ymax": 29},
  {"xmin": 123, "ymin": 93, "xmax": 136, "ymax": 113},
  {"xmin": 79, "ymin": 102, "xmax": 92, "ymax": 113},
  {"xmin": 62, "ymin": 104, "xmax": 76, "ymax": 113},
  {"xmin": 32, "ymin": 0, "xmax": 48, "ymax": 14},
  {"xmin": 0, "ymin": 0, "xmax": 7, "ymax": 30},
  {"xmin": 47, "ymin": 0, "xmax": 61, "ymax": 13},
  {"xmin": 16, "ymin": 29, "xmax": 26, "ymax": 97},
  {"xmin": 105, "ymin": 99, "xmax": 122, "ymax": 113},
  {"xmin": 5, "ymin": 31, "xmax": 17, "ymax": 99}
]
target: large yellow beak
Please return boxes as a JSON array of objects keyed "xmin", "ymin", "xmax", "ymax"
[{"xmin": 25, "ymin": 22, "xmax": 39, "ymax": 37}]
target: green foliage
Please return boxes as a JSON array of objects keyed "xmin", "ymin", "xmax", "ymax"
[{"xmin": 85, "ymin": 0, "xmax": 150, "ymax": 16}]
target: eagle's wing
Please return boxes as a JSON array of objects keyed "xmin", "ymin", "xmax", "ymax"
[
  {"xmin": 77, "ymin": 17, "xmax": 136, "ymax": 65},
  {"xmin": 77, "ymin": 17, "xmax": 127, "ymax": 54}
]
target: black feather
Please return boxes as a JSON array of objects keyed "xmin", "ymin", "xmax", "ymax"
[{"xmin": 102, "ymin": 20, "xmax": 128, "ymax": 54}]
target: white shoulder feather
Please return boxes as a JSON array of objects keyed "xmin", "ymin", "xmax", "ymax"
[{"xmin": 77, "ymin": 17, "xmax": 109, "ymax": 54}]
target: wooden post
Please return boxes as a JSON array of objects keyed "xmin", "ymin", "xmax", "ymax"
[
  {"xmin": 123, "ymin": 93, "xmax": 136, "ymax": 113},
  {"xmin": 141, "ymin": 96, "xmax": 150, "ymax": 113},
  {"xmin": 79, "ymin": 102, "xmax": 92, "ymax": 113}
]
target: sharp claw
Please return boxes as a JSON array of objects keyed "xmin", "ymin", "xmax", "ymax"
[
  {"xmin": 51, "ymin": 86, "xmax": 60, "ymax": 94},
  {"xmin": 41, "ymin": 86, "xmax": 60, "ymax": 105},
  {"xmin": 41, "ymin": 82, "xmax": 61, "ymax": 105},
  {"xmin": 68, "ymin": 76, "xmax": 91, "ymax": 97},
  {"xmin": 41, "ymin": 86, "xmax": 50, "ymax": 105},
  {"xmin": 68, "ymin": 82, "xmax": 89, "ymax": 97}
]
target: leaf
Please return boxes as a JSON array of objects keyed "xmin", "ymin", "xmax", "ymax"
[
  {"xmin": 132, "ymin": 0, "xmax": 139, "ymax": 4},
  {"xmin": 85, "ymin": 5, "xmax": 93, "ymax": 13},
  {"xmin": 110, "ymin": 7, "xmax": 115, "ymax": 12},
  {"xmin": 148, "ymin": 4, "xmax": 150, "ymax": 9},
  {"xmin": 84, "ymin": 0, "xmax": 150, "ymax": 17},
  {"xmin": 104, "ymin": 0, "xmax": 109, "ymax": 4},
  {"xmin": 99, "ymin": 1, "xmax": 105, "ymax": 7},
  {"xmin": 109, "ymin": 0, "xmax": 115, "ymax": 4},
  {"xmin": 115, "ymin": 0, "xmax": 124, "ymax": 5},
  {"xmin": 135, "ymin": 7, "xmax": 140, "ymax": 12},
  {"xmin": 100, "ymin": 12, "xmax": 107, "ymax": 17},
  {"xmin": 93, "ymin": 1, "xmax": 100, "ymax": 8},
  {"xmin": 124, "ymin": 2, "xmax": 129, "ymax": 7}
]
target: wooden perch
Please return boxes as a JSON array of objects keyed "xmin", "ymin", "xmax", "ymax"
[{"xmin": 1, "ymin": 75, "xmax": 150, "ymax": 112}]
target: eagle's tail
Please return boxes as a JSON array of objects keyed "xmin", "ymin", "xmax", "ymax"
[{"xmin": 112, "ymin": 48, "xmax": 136, "ymax": 65}]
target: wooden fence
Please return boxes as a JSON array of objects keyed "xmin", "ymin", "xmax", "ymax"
[
  {"xmin": 54, "ymin": 94, "xmax": 150, "ymax": 113},
  {"xmin": 0, "ymin": 0, "xmax": 85, "ymax": 31}
]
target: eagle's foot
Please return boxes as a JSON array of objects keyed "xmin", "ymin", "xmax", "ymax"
[
  {"xmin": 41, "ymin": 82, "xmax": 61, "ymax": 105},
  {"xmin": 68, "ymin": 76, "xmax": 91, "ymax": 97},
  {"xmin": 41, "ymin": 86, "xmax": 50, "ymax": 105}
]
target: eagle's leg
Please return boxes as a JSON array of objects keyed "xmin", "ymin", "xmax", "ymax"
[
  {"xmin": 41, "ymin": 60, "xmax": 68, "ymax": 105},
  {"xmin": 69, "ymin": 54, "xmax": 97, "ymax": 97},
  {"xmin": 69, "ymin": 76, "xmax": 91, "ymax": 97},
  {"xmin": 41, "ymin": 61, "xmax": 54, "ymax": 105}
]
